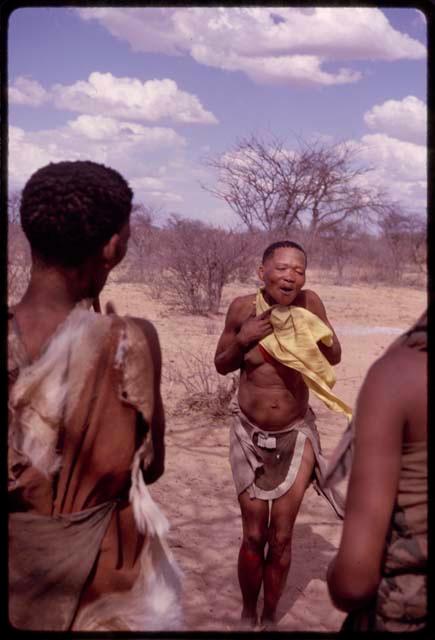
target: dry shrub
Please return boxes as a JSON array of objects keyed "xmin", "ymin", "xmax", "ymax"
[
  {"xmin": 8, "ymin": 194, "xmax": 31, "ymax": 305},
  {"xmin": 164, "ymin": 347, "xmax": 238, "ymax": 417},
  {"xmin": 164, "ymin": 216, "xmax": 255, "ymax": 315},
  {"xmin": 8, "ymin": 264, "xmax": 30, "ymax": 306}
]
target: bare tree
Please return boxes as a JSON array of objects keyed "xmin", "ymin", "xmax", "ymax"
[
  {"xmin": 203, "ymin": 134, "xmax": 387, "ymax": 250},
  {"xmin": 126, "ymin": 203, "xmax": 157, "ymax": 282},
  {"xmin": 320, "ymin": 222, "xmax": 359, "ymax": 281},
  {"xmin": 164, "ymin": 216, "xmax": 253, "ymax": 314}
]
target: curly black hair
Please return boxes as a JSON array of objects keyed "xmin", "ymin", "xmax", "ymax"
[
  {"xmin": 20, "ymin": 160, "xmax": 133, "ymax": 266},
  {"xmin": 262, "ymin": 240, "xmax": 307, "ymax": 266}
]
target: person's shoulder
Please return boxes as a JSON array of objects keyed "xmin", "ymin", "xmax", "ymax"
[
  {"xmin": 303, "ymin": 289, "xmax": 322, "ymax": 304},
  {"xmin": 228, "ymin": 293, "xmax": 256, "ymax": 313},
  {"xmin": 233, "ymin": 292, "xmax": 256, "ymax": 305},
  {"xmin": 294, "ymin": 289, "xmax": 323, "ymax": 311},
  {"xmin": 223, "ymin": 293, "xmax": 256, "ymax": 328},
  {"xmin": 364, "ymin": 344, "xmax": 424, "ymax": 393},
  {"xmin": 107, "ymin": 313, "xmax": 160, "ymax": 355},
  {"xmin": 119, "ymin": 315, "xmax": 162, "ymax": 371}
]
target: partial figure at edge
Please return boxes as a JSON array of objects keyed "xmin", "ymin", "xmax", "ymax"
[{"xmin": 325, "ymin": 310, "xmax": 427, "ymax": 632}]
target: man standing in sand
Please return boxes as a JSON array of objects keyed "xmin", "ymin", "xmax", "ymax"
[{"xmin": 215, "ymin": 240, "xmax": 351, "ymax": 629}]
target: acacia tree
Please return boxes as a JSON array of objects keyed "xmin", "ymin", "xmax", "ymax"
[
  {"xmin": 164, "ymin": 216, "xmax": 253, "ymax": 314},
  {"xmin": 203, "ymin": 134, "xmax": 387, "ymax": 250}
]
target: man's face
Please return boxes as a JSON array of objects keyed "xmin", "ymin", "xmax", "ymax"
[{"xmin": 258, "ymin": 247, "xmax": 306, "ymax": 306}]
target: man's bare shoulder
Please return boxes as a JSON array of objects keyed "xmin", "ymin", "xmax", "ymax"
[
  {"xmin": 226, "ymin": 293, "xmax": 256, "ymax": 312},
  {"xmin": 364, "ymin": 344, "xmax": 425, "ymax": 396},
  {"xmin": 230, "ymin": 293, "xmax": 256, "ymax": 308},
  {"xmin": 294, "ymin": 289, "xmax": 323, "ymax": 311},
  {"xmin": 227, "ymin": 293, "xmax": 256, "ymax": 317},
  {"xmin": 304, "ymin": 289, "xmax": 323, "ymax": 305}
]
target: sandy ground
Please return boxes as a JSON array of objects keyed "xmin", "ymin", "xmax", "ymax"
[{"xmin": 100, "ymin": 272, "xmax": 426, "ymax": 633}]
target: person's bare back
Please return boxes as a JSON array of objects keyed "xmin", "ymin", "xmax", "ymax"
[
  {"xmin": 8, "ymin": 160, "xmax": 180, "ymax": 632},
  {"xmin": 326, "ymin": 311, "xmax": 427, "ymax": 631}
]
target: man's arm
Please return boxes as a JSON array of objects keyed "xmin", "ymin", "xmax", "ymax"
[
  {"xmin": 326, "ymin": 354, "xmax": 404, "ymax": 612},
  {"xmin": 215, "ymin": 296, "xmax": 276, "ymax": 375},
  {"xmin": 133, "ymin": 318, "xmax": 165, "ymax": 484},
  {"xmin": 305, "ymin": 290, "xmax": 341, "ymax": 365},
  {"xmin": 215, "ymin": 298, "xmax": 251, "ymax": 375}
]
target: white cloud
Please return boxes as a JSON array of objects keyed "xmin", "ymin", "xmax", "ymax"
[
  {"xmin": 358, "ymin": 133, "xmax": 425, "ymax": 182},
  {"xmin": 354, "ymin": 133, "xmax": 426, "ymax": 211},
  {"xmin": 8, "ymin": 116, "xmax": 186, "ymax": 192},
  {"xmin": 77, "ymin": 7, "xmax": 425, "ymax": 87},
  {"xmin": 130, "ymin": 176, "xmax": 184, "ymax": 204},
  {"xmin": 9, "ymin": 72, "xmax": 217, "ymax": 125},
  {"xmin": 67, "ymin": 114, "xmax": 185, "ymax": 147},
  {"xmin": 77, "ymin": 7, "xmax": 185, "ymax": 56},
  {"xmin": 9, "ymin": 76, "xmax": 49, "ymax": 106},
  {"xmin": 51, "ymin": 72, "xmax": 217, "ymax": 124},
  {"xmin": 192, "ymin": 48, "xmax": 361, "ymax": 87},
  {"xmin": 148, "ymin": 191, "xmax": 183, "ymax": 204},
  {"xmin": 364, "ymin": 96, "xmax": 426, "ymax": 145},
  {"xmin": 130, "ymin": 176, "xmax": 165, "ymax": 191},
  {"xmin": 9, "ymin": 126, "xmax": 67, "ymax": 185}
]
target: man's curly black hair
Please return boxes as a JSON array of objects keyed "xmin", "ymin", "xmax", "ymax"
[
  {"xmin": 20, "ymin": 160, "xmax": 133, "ymax": 267},
  {"xmin": 262, "ymin": 240, "xmax": 307, "ymax": 266}
]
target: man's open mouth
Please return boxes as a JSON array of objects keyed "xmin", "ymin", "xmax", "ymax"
[{"xmin": 279, "ymin": 287, "xmax": 293, "ymax": 294}]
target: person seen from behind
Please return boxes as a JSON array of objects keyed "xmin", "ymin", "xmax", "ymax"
[{"xmin": 8, "ymin": 160, "xmax": 182, "ymax": 631}]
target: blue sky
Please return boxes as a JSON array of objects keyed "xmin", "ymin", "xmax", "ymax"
[{"xmin": 8, "ymin": 7, "xmax": 427, "ymax": 227}]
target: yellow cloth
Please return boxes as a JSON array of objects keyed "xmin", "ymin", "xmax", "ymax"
[{"xmin": 256, "ymin": 289, "xmax": 352, "ymax": 420}]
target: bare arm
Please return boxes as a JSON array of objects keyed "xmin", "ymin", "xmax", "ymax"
[
  {"xmin": 131, "ymin": 317, "xmax": 165, "ymax": 484},
  {"xmin": 326, "ymin": 355, "xmax": 405, "ymax": 611},
  {"xmin": 104, "ymin": 305, "xmax": 165, "ymax": 483},
  {"xmin": 214, "ymin": 297, "xmax": 275, "ymax": 375},
  {"xmin": 305, "ymin": 290, "xmax": 341, "ymax": 365}
]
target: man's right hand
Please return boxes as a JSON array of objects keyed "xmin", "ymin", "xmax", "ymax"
[{"xmin": 236, "ymin": 305, "xmax": 277, "ymax": 349}]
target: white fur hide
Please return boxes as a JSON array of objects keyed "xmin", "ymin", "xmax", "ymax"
[
  {"xmin": 10, "ymin": 306, "xmax": 184, "ymax": 630},
  {"xmin": 9, "ymin": 308, "xmax": 111, "ymax": 477}
]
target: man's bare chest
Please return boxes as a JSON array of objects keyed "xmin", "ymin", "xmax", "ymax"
[{"xmin": 243, "ymin": 345, "xmax": 304, "ymax": 389}]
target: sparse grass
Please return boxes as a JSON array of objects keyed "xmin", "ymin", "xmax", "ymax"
[{"xmin": 205, "ymin": 320, "xmax": 221, "ymax": 336}]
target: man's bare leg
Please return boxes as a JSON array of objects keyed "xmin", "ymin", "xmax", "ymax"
[
  {"xmin": 261, "ymin": 438, "xmax": 315, "ymax": 626},
  {"xmin": 238, "ymin": 491, "xmax": 269, "ymax": 626}
]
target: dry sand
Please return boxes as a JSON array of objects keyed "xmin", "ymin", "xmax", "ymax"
[{"xmin": 100, "ymin": 273, "xmax": 426, "ymax": 633}]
